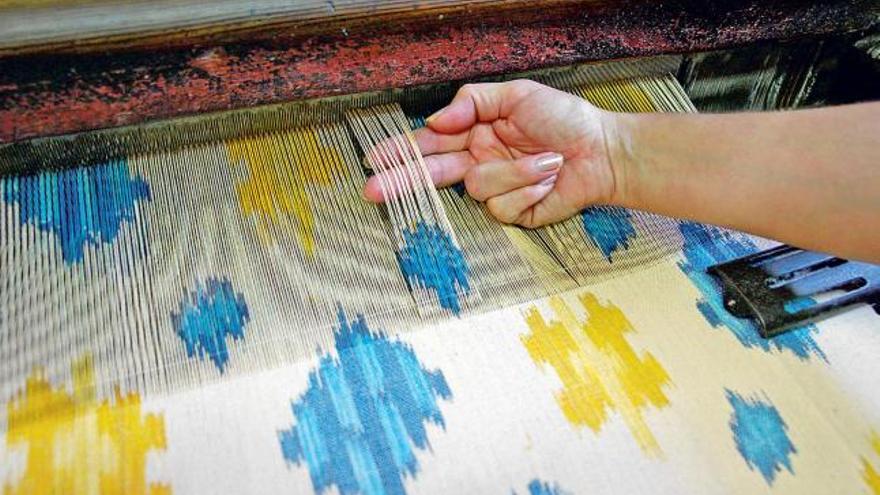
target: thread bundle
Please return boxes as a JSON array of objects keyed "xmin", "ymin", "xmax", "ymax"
[{"xmin": 1, "ymin": 63, "xmax": 694, "ymax": 403}]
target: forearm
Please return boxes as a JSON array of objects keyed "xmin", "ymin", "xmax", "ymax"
[{"xmin": 607, "ymin": 103, "xmax": 880, "ymax": 263}]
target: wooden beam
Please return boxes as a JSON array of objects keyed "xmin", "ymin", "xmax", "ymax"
[{"xmin": 0, "ymin": 0, "xmax": 877, "ymax": 144}]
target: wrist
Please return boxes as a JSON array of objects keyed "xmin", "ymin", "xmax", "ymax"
[{"xmin": 599, "ymin": 110, "xmax": 641, "ymax": 209}]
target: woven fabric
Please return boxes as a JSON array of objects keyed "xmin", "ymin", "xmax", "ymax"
[{"xmin": 2, "ymin": 68, "xmax": 879, "ymax": 495}]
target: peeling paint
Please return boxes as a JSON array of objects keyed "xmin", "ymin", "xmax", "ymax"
[{"xmin": 0, "ymin": 2, "xmax": 870, "ymax": 143}]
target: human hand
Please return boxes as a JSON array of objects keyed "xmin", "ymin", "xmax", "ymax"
[{"xmin": 362, "ymin": 79, "xmax": 622, "ymax": 227}]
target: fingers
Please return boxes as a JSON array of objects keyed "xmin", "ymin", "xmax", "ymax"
[
  {"xmin": 361, "ymin": 127, "xmax": 472, "ymax": 203},
  {"xmin": 362, "ymin": 151, "xmax": 476, "ymax": 202},
  {"xmin": 361, "ymin": 128, "xmax": 468, "ymax": 170},
  {"xmin": 364, "ymin": 149, "xmax": 565, "ymax": 216},
  {"xmin": 362, "ymin": 80, "xmax": 546, "ymax": 203},
  {"xmin": 520, "ymin": 192, "xmax": 575, "ymax": 228},
  {"xmin": 414, "ymin": 127, "xmax": 470, "ymax": 155},
  {"xmin": 464, "ymin": 152, "xmax": 563, "ymax": 202},
  {"xmin": 426, "ymin": 79, "xmax": 543, "ymax": 134},
  {"xmin": 486, "ymin": 176, "xmax": 558, "ymax": 224}
]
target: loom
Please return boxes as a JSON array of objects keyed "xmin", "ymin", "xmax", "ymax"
[{"xmin": 1, "ymin": 2, "xmax": 880, "ymax": 494}]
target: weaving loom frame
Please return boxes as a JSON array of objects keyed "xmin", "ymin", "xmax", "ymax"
[
  {"xmin": 1, "ymin": 0, "xmax": 878, "ymax": 144},
  {"xmin": 2, "ymin": 3, "xmax": 880, "ymax": 494}
]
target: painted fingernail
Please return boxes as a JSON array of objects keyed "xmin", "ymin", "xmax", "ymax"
[
  {"xmin": 426, "ymin": 107, "xmax": 446, "ymax": 124},
  {"xmin": 535, "ymin": 153, "xmax": 563, "ymax": 172}
]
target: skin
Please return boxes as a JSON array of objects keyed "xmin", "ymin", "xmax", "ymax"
[{"xmin": 362, "ymin": 79, "xmax": 880, "ymax": 263}]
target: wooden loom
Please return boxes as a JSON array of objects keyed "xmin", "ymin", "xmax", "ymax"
[{"xmin": 2, "ymin": 2, "xmax": 880, "ymax": 494}]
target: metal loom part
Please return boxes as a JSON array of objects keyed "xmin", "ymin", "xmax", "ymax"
[{"xmin": 709, "ymin": 245, "xmax": 880, "ymax": 338}]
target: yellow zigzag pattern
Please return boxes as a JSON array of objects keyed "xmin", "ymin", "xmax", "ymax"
[
  {"xmin": 522, "ymin": 292, "xmax": 671, "ymax": 454},
  {"xmin": 864, "ymin": 431, "xmax": 880, "ymax": 494},
  {"xmin": 4, "ymin": 356, "xmax": 169, "ymax": 495},
  {"xmin": 226, "ymin": 129, "xmax": 344, "ymax": 254}
]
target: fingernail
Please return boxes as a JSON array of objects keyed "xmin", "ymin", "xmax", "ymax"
[
  {"xmin": 535, "ymin": 153, "xmax": 563, "ymax": 172},
  {"xmin": 425, "ymin": 107, "xmax": 445, "ymax": 124},
  {"xmin": 537, "ymin": 174, "xmax": 558, "ymax": 187}
]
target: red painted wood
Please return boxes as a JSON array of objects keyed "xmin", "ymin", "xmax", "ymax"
[{"xmin": 0, "ymin": 1, "xmax": 875, "ymax": 143}]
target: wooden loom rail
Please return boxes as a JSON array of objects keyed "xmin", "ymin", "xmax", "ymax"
[
  {"xmin": 0, "ymin": 0, "xmax": 587, "ymax": 57},
  {"xmin": 0, "ymin": 0, "xmax": 877, "ymax": 145}
]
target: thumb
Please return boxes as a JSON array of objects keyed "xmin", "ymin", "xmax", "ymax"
[{"xmin": 426, "ymin": 80, "xmax": 537, "ymax": 134}]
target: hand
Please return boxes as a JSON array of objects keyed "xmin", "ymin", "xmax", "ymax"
[{"xmin": 362, "ymin": 79, "xmax": 621, "ymax": 227}]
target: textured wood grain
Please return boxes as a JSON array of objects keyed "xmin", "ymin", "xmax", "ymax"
[{"xmin": 0, "ymin": 0, "xmax": 597, "ymax": 56}]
